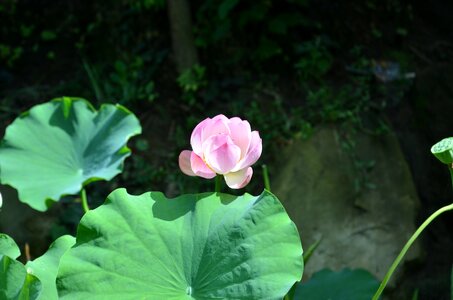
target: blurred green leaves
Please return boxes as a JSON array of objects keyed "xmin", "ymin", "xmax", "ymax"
[
  {"xmin": 40, "ymin": 30, "xmax": 57, "ymax": 41},
  {"xmin": 218, "ymin": 0, "xmax": 239, "ymax": 19}
]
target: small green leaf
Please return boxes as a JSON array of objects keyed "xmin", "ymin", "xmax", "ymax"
[
  {"xmin": 26, "ymin": 235, "xmax": 75, "ymax": 300},
  {"xmin": 0, "ymin": 234, "xmax": 20, "ymax": 259},
  {"xmin": 294, "ymin": 268, "xmax": 379, "ymax": 300},
  {"xmin": 0, "ymin": 255, "xmax": 42, "ymax": 300},
  {"xmin": 0, "ymin": 98, "xmax": 142, "ymax": 211},
  {"xmin": 431, "ymin": 137, "xmax": 453, "ymax": 165},
  {"xmin": 46, "ymin": 51, "xmax": 55, "ymax": 60},
  {"xmin": 0, "ymin": 234, "xmax": 73, "ymax": 299},
  {"xmin": 40, "ymin": 30, "xmax": 57, "ymax": 41},
  {"xmin": 20, "ymin": 25, "xmax": 34, "ymax": 38},
  {"xmin": 18, "ymin": 273, "xmax": 42, "ymax": 300},
  {"xmin": 57, "ymin": 189, "xmax": 303, "ymax": 299}
]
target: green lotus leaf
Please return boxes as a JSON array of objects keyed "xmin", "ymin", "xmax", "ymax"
[
  {"xmin": 26, "ymin": 235, "xmax": 75, "ymax": 300},
  {"xmin": 0, "ymin": 233, "xmax": 20, "ymax": 259},
  {"xmin": 294, "ymin": 268, "xmax": 379, "ymax": 300},
  {"xmin": 0, "ymin": 255, "xmax": 42, "ymax": 300},
  {"xmin": 57, "ymin": 189, "xmax": 303, "ymax": 299},
  {"xmin": 0, "ymin": 97, "xmax": 141, "ymax": 211}
]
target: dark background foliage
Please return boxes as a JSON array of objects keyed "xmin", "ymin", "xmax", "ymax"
[{"xmin": 1, "ymin": 0, "xmax": 452, "ymax": 298}]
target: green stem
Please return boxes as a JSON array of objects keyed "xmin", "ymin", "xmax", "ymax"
[
  {"xmin": 81, "ymin": 188, "xmax": 90, "ymax": 213},
  {"xmin": 372, "ymin": 202, "xmax": 453, "ymax": 300},
  {"xmin": 303, "ymin": 237, "xmax": 322, "ymax": 265},
  {"xmin": 262, "ymin": 164, "xmax": 271, "ymax": 192},
  {"xmin": 215, "ymin": 175, "xmax": 222, "ymax": 193},
  {"xmin": 449, "ymin": 167, "xmax": 453, "ymax": 192}
]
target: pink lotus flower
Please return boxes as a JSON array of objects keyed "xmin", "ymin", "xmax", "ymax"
[{"xmin": 179, "ymin": 115, "xmax": 262, "ymax": 189}]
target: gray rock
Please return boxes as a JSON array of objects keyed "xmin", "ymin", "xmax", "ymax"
[{"xmin": 273, "ymin": 125, "xmax": 421, "ymax": 283}]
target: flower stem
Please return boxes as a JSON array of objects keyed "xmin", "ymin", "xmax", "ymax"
[
  {"xmin": 449, "ymin": 167, "xmax": 453, "ymax": 192},
  {"xmin": 24, "ymin": 243, "xmax": 31, "ymax": 262},
  {"xmin": 372, "ymin": 202, "xmax": 453, "ymax": 300},
  {"xmin": 81, "ymin": 188, "xmax": 90, "ymax": 213},
  {"xmin": 215, "ymin": 175, "xmax": 222, "ymax": 193},
  {"xmin": 262, "ymin": 164, "xmax": 271, "ymax": 192}
]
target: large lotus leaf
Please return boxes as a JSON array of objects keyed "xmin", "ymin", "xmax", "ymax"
[
  {"xmin": 57, "ymin": 189, "xmax": 303, "ymax": 299},
  {"xmin": 0, "ymin": 97, "xmax": 141, "ymax": 211},
  {"xmin": 26, "ymin": 235, "xmax": 75, "ymax": 300},
  {"xmin": 0, "ymin": 255, "xmax": 42, "ymax": 300},
  {"xmin": 294, "ymin": 268, "xmax": 379, "ymax": 300},
  {"xmin": 0, "ymin": 233, "xmax": 20, "ymax": 259}
]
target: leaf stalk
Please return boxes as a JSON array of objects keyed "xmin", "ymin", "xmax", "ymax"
[
  {"xmin": 81, "ymin": 188, "xmax": 90, "ymax": 213},
  {"xmin": 372, "ymin": 202, "xmax": 453, "ymax": 299}
]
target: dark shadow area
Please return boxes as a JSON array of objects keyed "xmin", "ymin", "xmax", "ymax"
[{"xmin": 151, "ymin": 192, "xmax": 239, "ymax": 221}]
